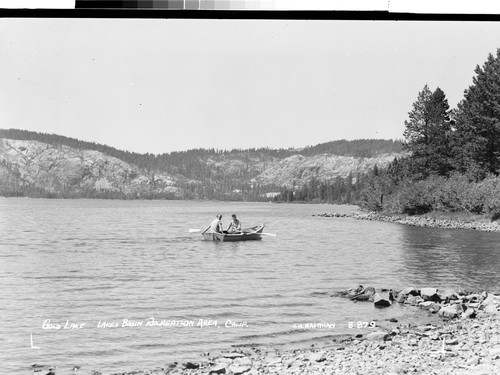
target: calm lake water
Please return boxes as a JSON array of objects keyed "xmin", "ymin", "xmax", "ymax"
[{"xmin": 1, "ymin": 198, "xmax": 500, "ymax": 374}]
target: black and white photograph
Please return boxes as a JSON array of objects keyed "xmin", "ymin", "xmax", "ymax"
[{"xmin": 2, "ymin": 2, "xmax": 500, "ymax": 374}]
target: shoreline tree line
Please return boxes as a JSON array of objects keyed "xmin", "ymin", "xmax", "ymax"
[{"xmin": 275, "ymin": 49, "xmax": 500, "ymax": 218}]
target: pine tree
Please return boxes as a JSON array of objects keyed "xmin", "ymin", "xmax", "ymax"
[
  {"xmin": 453, "ymin": 49, "xmax": 500, "ymax": 179},
  {"xmin": 403, "ymin": 85, "xmax": 452, "ymax": 178}
]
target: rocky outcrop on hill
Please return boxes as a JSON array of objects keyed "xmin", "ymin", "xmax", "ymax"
[
  {"xmin": 0, "ymin": 136, "xmax": 405, "ymax": 199},
  {"xmin": 0, "ymin": 139, "xmax": 184, "ymax": 198},
  {"xmin": 253, "ymin": 153, "xmax": 401, "ymax": 188}
]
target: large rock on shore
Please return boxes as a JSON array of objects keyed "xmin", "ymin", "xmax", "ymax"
[
  {"xmin": 419, "ymin": 301, "xmax": 441, "ymax": 313},
  {"xmin": 405, "ymin": 295, "xmax": 424, "ymax": 306},
  {"xmin": 420, "ymin": 288, "xmax": 441, "ymax": 302},
  {"xmin": 374, "ymin": 293, "xmax": 392, "ymax": 307},
  {"xmin": 438, "ymin": 289, "xmax": 460, "ymax": 302},
  {"xmin": 438, "ymin": 304, "xmax": 462, "ymax": 318},
  {"xmin": 395, "ymin": 287, "xmax": 419, "ymax": 303}
]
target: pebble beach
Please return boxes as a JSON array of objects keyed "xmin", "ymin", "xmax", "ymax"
[
  {"xmin": 314, "ymin": 211, "xmax": 500, "ymax": 233},
  {"xmin": 33, "ymin": 287, "xmax": 500, "ymax": 375}
]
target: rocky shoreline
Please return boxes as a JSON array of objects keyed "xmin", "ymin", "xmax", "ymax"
[
  {"xmin": 314, "ymin": 211, "xmax": 500, "ymax": 233},
  {"xmin": 35, "ymin": 287, "xmax": 500, "ymax": 375}
]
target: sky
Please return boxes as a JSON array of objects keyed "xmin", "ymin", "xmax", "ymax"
[{"xmin": 2, "ymin": 18, "xmax": 500, "ymax": 154}]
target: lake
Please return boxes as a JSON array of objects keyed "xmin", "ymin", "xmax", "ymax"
[{"xmin": 1, "ymin": 198, "xmax": 500, "ymax": 374}]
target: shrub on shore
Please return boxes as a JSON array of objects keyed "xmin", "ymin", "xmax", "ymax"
[{"xmin": 366, "ymin": 174, "xmax": 500, "ymax": 216}]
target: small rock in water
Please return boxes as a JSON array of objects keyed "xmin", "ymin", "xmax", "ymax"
[{"xmin": 351, "ymin": 286, "xmax": 376, "ymax": 301}]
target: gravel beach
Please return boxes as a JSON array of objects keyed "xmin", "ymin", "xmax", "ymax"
[
  {"xmin": 35, "ymin": 288, "xmax": 499, "ymax": 375},
  {"xmin": 314, "ymin": 211, "xmax": 500, "ymax": 233},
  {"xmin": 153, "ymin": 288, "xmax": 500, "ymax": 375}
]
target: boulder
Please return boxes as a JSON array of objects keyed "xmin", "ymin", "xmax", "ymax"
[
  {"xmin": 420, "ymin": 288, "xmax": 441, "ymax": 302},
  {"xmin": 228, "ymin": 365, "xmax": 252, "ymax": 375},
  {"xmin": 438, "ymin": 305, "xmax": 461, "ymax": 318},
  {"xmin": 209, "ymin": 364, "xmax": 227, "ymax": 374},
  {"xmin": 351, "ymin": 286, "xmax": 376, "ymax": 302},
  {"xmin": 404, "ymin": 295, "xmax": 424, "ymax": 306},
  {"xmin": 234, "ymin": 357, "xmax": 252, "ymax": 366},
  {"xmin": 399, "ymin": 287, "xmax": 419, "ymax": 296},
  {"xmin": 462, "ymin": 307, "xmax": 476, "ymax": 319},
  {"xmin": 481, "ymin": 294, "xmax": 500, "ymax": 307},
  {"xmin": 394, "ymin": 292, "xmax": 407, "ymax": 304},
  {"xmin": 334, "ymin": 285, "xmax": 364, "ymax": 298},
  {"xmin": 465, "ymin": 293, "xmax": 481, "ymax": 302},
  {"xmin": 418, "ymin": 301, "xmax": 441, "ymax": 313},
  {"xmin": 483, "ymin": 304, "xmax": 499, "ymax": 315},
  {"xmin": 374, "ymin": 293, "xmax": 392, "ymax": 307}
]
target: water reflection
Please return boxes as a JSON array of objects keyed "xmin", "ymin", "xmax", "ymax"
[{"xmin": 399, "ymin": 225, "xmax": 500, "ymax": 291}]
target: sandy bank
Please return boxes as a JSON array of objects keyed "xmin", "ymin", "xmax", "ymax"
[{"xmin": 315, "ymin": 211, "xmax": 500, "ymax": 233}]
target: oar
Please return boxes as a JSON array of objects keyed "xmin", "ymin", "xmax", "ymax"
[
  {"xmin": 245, "ymin": 231, "xmax": 277, "ymax": 237},
  {"xmin": 260, "ymin": 232, "xmax": 278, "ymax": 237},
  {"xmin": 189, "ymin": 226, "xmax": 211, "ymax": 234}
]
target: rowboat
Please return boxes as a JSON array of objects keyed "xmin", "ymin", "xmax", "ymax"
[{"xmin": 202, "ymin": 224, "xmax": 265, "ymax": 242}]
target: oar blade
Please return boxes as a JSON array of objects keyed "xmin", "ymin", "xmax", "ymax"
[
  {"xmin": 261, "ymin": 232, "xmax": 277, "ymax": 237},
  {"xmin": 189, "ymin": 229, "xmax": 201, "ymax": 233}
]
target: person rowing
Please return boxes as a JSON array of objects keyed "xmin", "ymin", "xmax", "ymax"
[
  {"xmin": 226, "ymin": 214, "xmax": 242, "ymax": 234},
  {"xmin": 207, "ymin": 214, "xmax": 223, "ymax": 233}
]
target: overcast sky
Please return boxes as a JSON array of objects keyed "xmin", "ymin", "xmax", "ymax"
[{"xmin": 1, "ymin": 19, "xmax": 500, "ymax": 154}]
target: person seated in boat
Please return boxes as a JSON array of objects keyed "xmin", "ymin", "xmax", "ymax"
[
  {"xmin": 209, "ymin": 214, "xmax": 223, "ymax": 233},
  {"xmin": 226, "ymin": 214, "xmax": 242, "ymax": 234}
]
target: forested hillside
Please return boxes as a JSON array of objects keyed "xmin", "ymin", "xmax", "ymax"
[{"xmin": 0, "ymin": 129, "xmax": 402, "ymax": 201}]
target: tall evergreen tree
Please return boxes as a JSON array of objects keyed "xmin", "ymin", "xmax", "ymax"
[
  {"xmin": 403, "ymin": 85, "xmax": 452, "ymax": 178},
  {"xmin": 453, "ymin": 49, "xmax": 500, "ymax": 179}
]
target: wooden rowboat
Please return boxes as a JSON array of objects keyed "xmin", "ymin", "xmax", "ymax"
[{"xmin": 202, "ymin": 224, "xmax": 265, "ymax": 242}]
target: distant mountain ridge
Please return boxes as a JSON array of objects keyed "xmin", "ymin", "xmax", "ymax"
[{"xmin": 0, "ymin": 129, "xmax": 404, "ymax": 200}]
